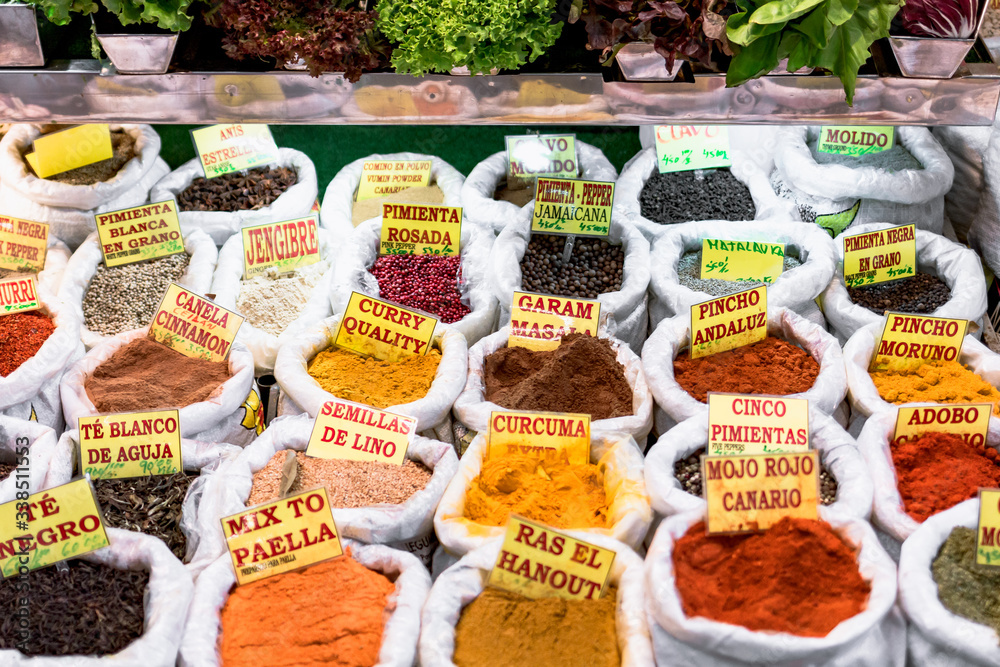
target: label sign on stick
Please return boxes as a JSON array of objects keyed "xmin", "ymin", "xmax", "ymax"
[
  {"xmin": 703, "ymin": 451, "xmax": 819, "ymax": 534},
  {"xmin": 77, "ymin": 410, "xmax": 182, "ymax": 479},
  {"xmin": 689, "ymin": 285, "xmax": 767, "ymax": 359},
  {"xmin": 817, "ymin": 126, "xmax": 895, "ymax": 157},
  {"xmin": 977, "ymin": 489, "xmax": 1000, "ymax": 566},
  {"xmin": 306, "ymin": 399, "xmax": 416, "ymax": 465},
  {"xmin": 869, "ymin": 313, "xmax": 968, "ymax": 373},
  {"xmin": 0, "ymin": 216, "xmax": 48, "ymax": 273},
  {"xmin": 221, "ymin": 488, "xmax": 343, "ymax": 585},
  {"xmin": 191, "ymin": 123, "xmax": 279, "ymax": 179},
  {"xmin": 95, "ymin": 200, "xmax": 184, "ymax": 268},
  {"xmin": 488, "ymin": 411, "xmax": 590, "ymax": 465},
  {"xmin": 707, "ymin": 393, "xmax": 809, "ymax": 456},
  {"xmin": 488, "ymin": 516, "xmax": 614, "ymax": 600},
  {"xmin": 379, "ymin": 203, "xmax": 462, "ymax": 256},
  {"xmin": 700, "ymin": 239, "xmax": 785, "ymax": 284},
  {"xmin": 0, "ymin": 275, "xmax": 40, "ymax": 314},
  {"xmin": 532, "ymin": 178, "xmax": 614, "ymax": 237},
  {"xmin": 508, "ymin": 291, "xmax": 601, "ymax": 351},
  {"xmin": 654, "ymin": 125, "xmax": 732, "ymax": 173},
  {"xmin": 28, "ymin": 124, "xmax": 113, "ymax": 179},
  {"xmin": 356, "ymin": 160, "xmax": 432, "ymax": 201},
  {"xmin": 149, "ymin": 283, "xmax": 244, "ymax": 362},
  {"xmin": 505, "ymin": 134, "xmax": 577, "ymax": 188},
  {"xmin": 843, "ymin": 224, "xmax": 916, "ymax": 287},
  {"xmin": 241, "ymin": 215, "xmax": 321, "ymax": 279},
  {"xmin": 0, "ymin": 478, "xmax": 110, "ymax": 577},
  {"xmin": 334, "ymin": 292, "xmax": 437, "ymax": 361},
  {"xmin": 894, "ymin": 404, "xmax": 991, "ymax": 448}
]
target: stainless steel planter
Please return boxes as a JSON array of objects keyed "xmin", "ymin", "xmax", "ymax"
[
  {"xmin": 0, "ymin": 4, "xmax": 44, "ymax": 67},
  {"xmin": 615, "ymin": 43, "xmax": 683, "ymax": 81},
  {"xmin": 95, "ymin": 32, "xmax": 178, "ymax": 74},
  {"xmin": 889, "ymin": 0, "xmax": 990, "ymax": 77}
]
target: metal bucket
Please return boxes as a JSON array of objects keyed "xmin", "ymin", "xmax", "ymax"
[
  {"xmin": 95, "ymin": 32, "xmax": 178, "ymax": 74},
  {"xmin": 615, "ymin": 43, "xmax": 684, "ymax": 81},
  {"xmin": 0, "ymin": 4, "xmax": 44, "ymax": 68}
]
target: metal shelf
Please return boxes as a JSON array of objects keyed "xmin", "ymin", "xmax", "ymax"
[{"xmin": 1, "ymin": 59, "xmax": 999, "ymax": 125}]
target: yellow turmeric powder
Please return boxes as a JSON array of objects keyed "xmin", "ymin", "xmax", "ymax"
[
  {"xmin": 307, "ymin": 346, "xmax": 441, "ymax": 408},
  {"xmin": 870, "ymin": 359, "xmax": 1000, "ymax": 414},
  {"xmin": 465, "ymin": 455, "xmax": 608, "ymax": 528}
]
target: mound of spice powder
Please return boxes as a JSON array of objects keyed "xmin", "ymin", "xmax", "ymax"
[
  {"xmin": 484, "ymin": 334, "xmax": 633, "ymax": 421},
  {"xmin": 870, "ymin": 360, "xmax": 1000, "ymax": 413},
  {"xmin": 890, "ymin": 432, "xmax": 1000, "ymax": 522},
  {"xmin": 370, "ymin": 254, "xmax": 471, "ymax": 323},
  {"xmin": 307, "ymin": 346, "xmax": 441, "ymax": 408},
  {"xmin": 454, "ymin": 587, "xmax": 619, "ymax": 667},
  {"xmin": 932, "ymin": 526, "xmax": 1000, "ymax": 639},
  {"xmin": 246, "ymin": 450, "xmax": 432, "ymax": 508},
  {"xmin": 0, "ymin": 560, "xmax": 148, "ymax": 656},
  {"xmin": 236, "ymin": 261, "xmax": 329, "ymax": 336},
  {"xmin": 465, "ymin": 454, "xmax": 607, "ymax": 528},
  {"xmin": 673, "ymin": 517, "xmax": 870, "ymax": 636},
  {"xmin": 219, "ymin": 555, "xmax": 395, "ymax": 667},
  {"xmin": 85, "ymin": 337, "xmax": 232, "ymax": 413},
  {"xmin": 94, "ymin": 472, "xmax": 195, "ymax": 561},
  {"xmin": 0, "ymin": 310, "xmax": 55, "ymax": 376},
  {"xmin": 673, "ymin": 336, "xmax": 820, "ymax": 403}
]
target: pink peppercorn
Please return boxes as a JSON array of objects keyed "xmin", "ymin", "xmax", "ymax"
[{"xmin": 370, "ymin": 255, "xmax": 472, "ymax": 323}]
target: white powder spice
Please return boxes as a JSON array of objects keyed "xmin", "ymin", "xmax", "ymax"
[{"xmin": 235, "ymin": 259, "xmax": 329, "ymax": 335}]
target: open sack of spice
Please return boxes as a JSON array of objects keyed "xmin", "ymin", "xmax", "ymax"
[
  {"xmin": 0, "ymin": 416, "xmax": 57, "ymax": 501},
  {"xmin": 0, "ymin": 529, "xmax": 193, "ymax": 666},
  {"xmin": 45, "ymin": 429, "xmax": 240, "ymax": 574},
  {"xmin": 210, "ymin": 229, "xmax": 333, "ymax": 375},
  {"xmin": 645, "ymin": 508, "xmax": 904, "ymax": 666},
  {"xmin": 488, "ymin": 212, "xmax": 651, "ymax": 353},
  {"xmin": 0, "ymin": 124, "xmax": 170, "ymax": 249},
  {"xmin": 190, "ymin": 413, "xmax": 458, "ymax": 571},
  {"xmin": 644, "ymin": 410, "xmax": 873, "ymax": 520},
  {"xmin": 931, "ymin": 125, "xmax": 992, "ymax": 244},
  {"xmin": 460, "ymin": 140, "xmax": 617, "ymax": 235},
  {"xmin": 453, "ymin": 328, "xmax": 653, "ymax": 442},
  {"xmin": 647, "ymin": 219, "xmax": 838, "ymax": 327},
  {"xmin": 180, "ymin": 541, "xmax": 431, "ymax": 667},
  {"xmin": 843, "ymin": 322, "xmax": 1000, "ymax": 430},
  {"xmin": 641, "ymin": 307, "xmax": 847, "ymax": 434},
  {"xmin": 770, "ymin": 126, "xmax": 955, "ymax": 236},
  {"xmin": 273, "ymin": 314, "xmax": 468, "ymax": 439},
  {"xmin": 58, "ymin": 228, "xmax": 217, "ymax": 350},
  {"xmin": 613, "ymin": 139, "xmax": 797, "ymax": 242},
  {"xmin": 419, "ymin": 534, "xmax": 655, "ymax": 667},
  {"xmin": 150, "ymin": 149, "xmax": 318, "ymax": 246},
  {"xmin": 821, "ymin": 222, "xmax": 987, "ymax": 344},
  {"xmin": 858, "ymin": 409, "xmax": 1000, "ymax": 562},
  {"xmin": 320, "ymin": 152, "xmax": 465, "ymax": 236},
  {"xmin": 433, "ymin": 431, "xmax": 652, "ymax": 558},
  {"xmin": 330, "ymin": 218, "xmax": 497, "ymax": 347},
  {"xmin": 60, "ymin": 328, "xmax": 260, "ymax": 447},
  {"xmin": 898, "ymin": 498, "xmax": 1000, "ymax": 667},
  {"xmin": 0, "ymin": 285, "xmax": 84, "ymax": 431}
]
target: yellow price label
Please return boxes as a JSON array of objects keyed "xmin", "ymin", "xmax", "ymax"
[
  {"xmin": 508, "ymin": 291, "xmax": 601, "ymax": 352},
  {"xmin": 488, "ymin": 516, "xmax": 614, "ymax": 600},
  {"xmin": 191, "ymin": 123, "xmax": 279, "ymax": 179},
  {"xmin": 0, "ymin": 478, "xmax": 110, "ymax": 577},
  {"xmin": 29, "ymin": 124, "xmax": 113, "ymax": 179},
  {"xmin": 96, "ymin": 200, "xmax": 184, "ymax": 268},
  {"xmin": 843, "ymin": 224, "xmax": 916, "ymax": 287},
  {"xmin": 222, "ymin": 487, "xmax": 343, "ymax": 585},
  {"xmin": 704, "ymin": 451, "xmax": 819, "ymax": 534},
  {"xmin": 0, "ymin": 216, "xmax": 48, "ymax": 274},
  {"xmin": 689, "ymin": 285, "xmax": 767, "ymax": 359},
  {"xmin": 870, "ymin": 313, "xmax": 968, "ymax": 373},
  {"xmin": 306, "ymin": 399, "xmax": 416, "ymax": 465},
  {"xmin": 356, "ymin": 160, "xmax": 432, "ymax": 201},
  {"xmin": 77, "ymin": 410, "xmax": 182, "ymax": 479},
  {"xmin": 241, "ymin": 216, "xmax": 322, "ymax": 280},
  {"xmin": 148, "ymin": 283, "xmax": 245, "ymax": 362},
  {"xmin": 0, "ymin": 276, "xmax": 41, "ymax": 315},
  {"xmin": 334, "ymin": 291, "xmax": 437, "ymax": 361},
  {"xmin": 487, "ymin": 411, "xmax": 590, "ymax": 465},
  {"xmin": 505, "ymin": 134, "xmax": 577, "ymax": 188},
  {"xmin": 379, "ymin": 204, "xmax": 462, "ymax": 257},
  {"xmin": 977, "ymin": 489, "xmax": 1000, "ymax": 567},
  {"xmin": 700, "ymin": 239, "xmax": 785, "ymax": 284},
  {"xmin": 706, "ymin": 393, "xmax": 809, "ymax": 456},
  {"xmin": 532, "ymin": 178, "xmax": 613, "ymax": 237},
  {"xmin": 894, "ymin": 404, "xmax": 991, "ymax": 448}
]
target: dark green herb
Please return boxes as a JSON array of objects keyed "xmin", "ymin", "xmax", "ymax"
[{"xmin": 933, "ymin": 526, "xmax": 1000, "ymax": 638}]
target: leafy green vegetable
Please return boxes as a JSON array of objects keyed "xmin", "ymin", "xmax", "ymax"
[
  {"xmin": 24, "ymin": 0, "xmax": 191, "ymax": 30},
  {"xmin": 23, "ymin": 0, "xmax": 97, "ymax": 25},
  {"xmin": 376, "ymin": 0, "xmax": 563, "ymax": 75},
  {"xmin": 726, "ymin": 0, "xmax": 900, "ymax": 104}
]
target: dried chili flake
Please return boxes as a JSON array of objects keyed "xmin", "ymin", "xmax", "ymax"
[{"xmin": 0, "ymin": 311, "xmax": 55, "ymax": 376}]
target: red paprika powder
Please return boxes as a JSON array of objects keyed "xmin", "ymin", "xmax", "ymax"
[
  {"xmin": 890, "ymin": 431, "xmax": 1000, "ymax": 522},
  {"xmin": 673, "ymin": 336, "xmax": 819, "ymax": 403},
  {"xmin": 0, "ymin": 311, "xmax": 55, "ymax": 376},
  {"xmin": 673, "ymin": 517, "xmax": 870, "ymax": 637}
]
